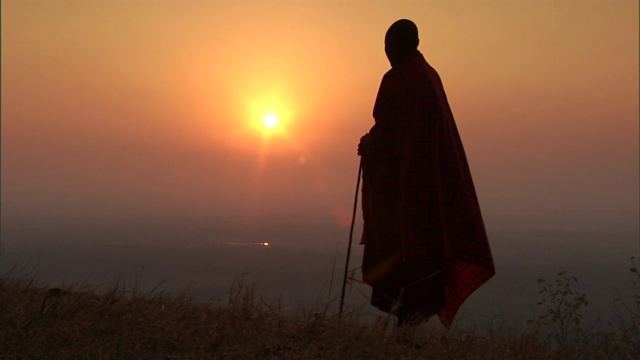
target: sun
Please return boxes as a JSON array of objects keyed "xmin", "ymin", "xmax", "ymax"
[
  {"xmin": 246, "ymin": 98, "xmax": 290, "ymax": 138},
  {"xmin": 263, "ymin": 114, "xmax": 278, "ymax": 128}
]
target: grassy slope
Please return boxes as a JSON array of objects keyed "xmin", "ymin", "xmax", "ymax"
[{"xmin": 0, "ymin": 277, "xmax": 637, "ymax": 359}]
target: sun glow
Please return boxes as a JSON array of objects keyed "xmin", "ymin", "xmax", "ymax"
[
  {"xmin": 253, "ymin": 111, "xmax": 284, "ymax": 137},
  {"xmin": 263, "ymin": 114, "xmax": 278, "ymax": 128},
  {"xmin": 247, "ymin": 97, "xmax": 291, "ymax": 138}
]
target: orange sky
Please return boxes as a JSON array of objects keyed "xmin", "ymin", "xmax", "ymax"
[{"xmin": 2, "ymin": 1, "xmax": 639, "ymax": 233}]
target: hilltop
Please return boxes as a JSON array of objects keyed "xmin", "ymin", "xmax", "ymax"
[{"xmin": 1, "ymin": 277, "xmax": 637, "ymax": 359}]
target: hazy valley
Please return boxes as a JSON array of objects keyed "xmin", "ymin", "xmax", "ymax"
[{"xmin": 1, "ymin": 215, "xmax": 638, "ymax": 332}]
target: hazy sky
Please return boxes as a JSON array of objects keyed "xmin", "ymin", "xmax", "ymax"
[{"xmin": 2, "ymin": 1, "xmax": 638, "ymax": 234}]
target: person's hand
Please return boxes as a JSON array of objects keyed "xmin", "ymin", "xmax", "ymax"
[{"xmin": 358, "ymin": 134, "xmax": 371, "ymax": 156}]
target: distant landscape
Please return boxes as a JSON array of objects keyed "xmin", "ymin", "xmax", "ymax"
[{"xmin": 1, "ymin": 214, "xmax": 637, "ymax": 333}]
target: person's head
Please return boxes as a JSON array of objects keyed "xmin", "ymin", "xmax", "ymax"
[{"xmin": 384, "ymin": 19, "xmax": 419, "ymax": 67}]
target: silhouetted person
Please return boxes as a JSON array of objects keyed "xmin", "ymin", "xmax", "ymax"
[{"xmin": 358, "ymin": 19, "xmax": 495, "ymax": 328}]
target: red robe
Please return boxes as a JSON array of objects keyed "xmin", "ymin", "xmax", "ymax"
[{"xmin": 360, "ymin": 52, "xmax": 495, "ymax": 326}]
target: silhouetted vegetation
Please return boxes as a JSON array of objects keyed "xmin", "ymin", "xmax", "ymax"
[{"xmin": 1, "ymin": 268, "xmax": 638, "ymax": 359}]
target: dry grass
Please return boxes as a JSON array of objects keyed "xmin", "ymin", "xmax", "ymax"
[{"xmin": 0, "ymin": 276, "xmax": 637, "ymax": 359}]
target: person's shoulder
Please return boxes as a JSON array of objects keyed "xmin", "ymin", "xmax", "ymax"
[
  {"xmin": 382, "ymin": 67, "xmax": 398, "ymax": 78},
  {"xmin": 422, "ymin": 60, "xmax": 438, "ymax": 76},
  {"xmin": 381, "ymin": 67, "xmax": 403, "ymax": 85}
]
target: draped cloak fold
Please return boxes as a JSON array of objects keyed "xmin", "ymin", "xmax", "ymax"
[{"xmin": 360, "ymin": 52, "xmax": 495, "ymax": 326}]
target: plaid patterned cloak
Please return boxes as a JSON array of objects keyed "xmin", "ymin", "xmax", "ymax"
[{"xmin": 360, "ymin": 52, "xmax": 495, "ymax": 326}]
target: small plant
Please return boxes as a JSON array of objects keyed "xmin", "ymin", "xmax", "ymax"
[
  {"xmin": 530, "ymin": 270, "xmax": 589, "ymax": 349},
  {"xmin": 613, "ymin": 257, "xmax": 640, "ymax": 347}
]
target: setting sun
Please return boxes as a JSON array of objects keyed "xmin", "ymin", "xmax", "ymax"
[
  {"xmin": 263, "ymin": 114, "xmax": 278, "ymax": 128},
  {"xmin": 243, "ymin": 96, "xmax": 294, "ymax": 140}
]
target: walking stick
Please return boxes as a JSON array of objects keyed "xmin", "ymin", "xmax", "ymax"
[{"xmin": 339, "ymin": 159, "xmax": 362, "ymax": 320}]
